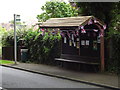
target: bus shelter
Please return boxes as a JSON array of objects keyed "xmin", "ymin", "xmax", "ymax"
[{"xmin": 39, "ymin": 16, "xmax": 106, "ymax": 71}]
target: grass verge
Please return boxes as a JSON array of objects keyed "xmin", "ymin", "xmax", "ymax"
[{"xmin": 0, "ymin": 60, "xmax": 14, "ymax": 65}]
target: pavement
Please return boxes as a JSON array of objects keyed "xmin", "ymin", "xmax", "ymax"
[{"xmin": 1, "ymin": 62, "xmax": 119, "ymax": 89}]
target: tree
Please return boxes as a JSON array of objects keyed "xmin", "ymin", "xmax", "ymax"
[
  {"xmin": 0, "ymin": 27, "xmax": 7, "ymax": 57},
  {"xmin": 75, "ymin": 2, "xmax": 120, "ymax": 34},
  {"xmin": 76, "ymin": 2, "xmax": 117, "ymax": 26},
  {"xmin": 0, "ymin": 27, "xmax": 6, "ymax": 42},
  {"xmin": 76, "ymin": 2, "xmax": 120, "ymax": 73},
  {"xmin": 108, "ymin": 2, "xmax": 120, "ymax": 34},
  {"xmin": 37, "ymin": 1, "xmax": 78, "ymax": 22}
]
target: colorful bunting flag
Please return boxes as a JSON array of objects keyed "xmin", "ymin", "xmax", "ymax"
[
  {"xmin": 94, "ymin": 19, "xmax": 99, "ymax": 23},
  {"xmin": 81, "ymin": 29, "xmax": 86, "ymax": 33},
  {"xmin": 93, "ymin": 29, "xmax": 98, "ymax": 32},
  {"xmin": 41, "ymin": 28, "xmax": 44, "ymax": 32},
  {"xmin": 72, "ymin": 31, "xmax": 77, "ymax": 37},
  {"xmin": 81, "ymin": 26, "xmax": 84, "ymax": 29},
  {"xmin": 76, "ymin": 30, "xmax": 79, "ymax": 36},
  {"xmin": 88, "ymin": 19, "xmax": 93, "ymax": 25},
  {"xmin": 60, "ymin": 31, "xmax": 65, "ymax": 37},
  {"xmin": 103, "ymin": 25, "xmax": 106, "ymax": 30},
  {"xmin": 67, "ymin": 31, "xmax": 70, "ymax": 38}
]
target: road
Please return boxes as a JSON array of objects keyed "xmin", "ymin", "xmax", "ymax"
[{"xmin": 0, "ymin": 66, "xmax": 102, "ymax": 88}]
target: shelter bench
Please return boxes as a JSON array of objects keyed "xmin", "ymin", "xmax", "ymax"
[
  {"xmin": 55, "ymin": 54, "xmax": 100, "ymax": 71},
  {"xmin": 55, "ymin": 58, "xmax": 99, "ymax": 65}
]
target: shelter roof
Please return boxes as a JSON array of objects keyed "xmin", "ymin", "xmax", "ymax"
[{"xmin": 39, "ymin": 16, "xmax": 105, "ymax": 28}]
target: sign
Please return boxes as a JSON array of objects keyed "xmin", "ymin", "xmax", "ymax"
[
  {"xmin": 86, "ymin": 40, "xmax": 89, "ymax": 45},
  {"xmin": 81, "ymin": 40, "xmax": 85, "ymax": 45},
  {"xmin": 16, "ymin": 15, "xmax": 20, "ymax": 18},
  {"xmin": 73, "ymin": 42, "xmax": 76, "ymax": 47},
  {"xmin": 64, "ymin": 37, "xmax": 67, "ymax": 43},
  {"xmin": 16, "ymin": 14, "xmax": 21, "ymax": 22},
  {"xmin": 77, "ymin": 38, "xmax": 79, "ymax": 41},
  {"xmin": 16, "ymin": 19, "xmax": 21, "ymax": 21},
  {"xmin": 97, "ymin": 36, "xmax": 100, "ymax": 43}
]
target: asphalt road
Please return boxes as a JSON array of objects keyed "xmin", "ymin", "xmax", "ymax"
[{"xmin": 0, "ymin": 66, "xmax": 102, "ymax": 88}]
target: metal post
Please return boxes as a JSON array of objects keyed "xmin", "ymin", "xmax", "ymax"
[{"xmin": 14, "ymin": 14, "xmax": 17, "ymax": 64}]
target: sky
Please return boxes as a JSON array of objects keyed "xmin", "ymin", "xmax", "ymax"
[
  {"xmin": 0, "ymin": 0, "xmax": 69, "ymax": 24},
  {"xmin": 0, "ymin": 0, "xmax": 51, "ymax": 24},
  {"xmin": 0, "ymin": 0, "xmax": 50, "ymax": 23}
]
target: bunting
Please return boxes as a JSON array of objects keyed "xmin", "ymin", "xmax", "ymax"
[
  {"xmin": 60, "ymin": 31, "xmax": 65, "ymax": 37},
  {"xmin": 93, "ymin": 29, "xmax": 98, "ymax": 32},
  {"xmin": 94, "ymin": 19, "xmax": 99, "ymax": 23},
  {"xmin": 40, "ymin": 28, "xmax": 45, "ymax": 36},
  {"xmin": 72, "ymin": 31, "xmax": 77, "ymax": 37},
  {"xmin": 81, "ymin": 29, "xmax": 86, "ymax": 33},
  {"xmin": 103, "ymin": 25, "xmax": 106, "ymax": 30},
  {"xmin": 40, "ymin": 28, "xmax": 44, "ymax": 32},
  {"xmin": 67, "ymin": 31, "xmax": 70, "ymax": 38},
  {"xmin": 88, "ymin": 19, "xmax": 93, "ymax": 25},
  {"xmin": 81, "ymin": 26, "xmax": 84, "ymax": 29},
  {"xmin": 76, "ymin": 30, "xmax": 79, "ymax": 36}
]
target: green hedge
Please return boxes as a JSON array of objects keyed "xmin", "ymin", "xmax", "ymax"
[
  {"xmin": 2, "ymin": 28, "xmax": 31, "ymax": 47},
  {"xmin": 24, "ymin": 30, "xmax": 61, "ymax": 64},
  {"xmin": 2, "ymin": 28, "xmax": 61, "ymax": 64},
  {"xmin": 0, "ymin": 27, "xmax": 6, "ymax": 57},
  {"xmin": 107, "ymin": 34, "xmax": 120, "ymax": 74}
]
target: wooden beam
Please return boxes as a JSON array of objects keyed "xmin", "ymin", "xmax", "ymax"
[
  {"xmin": 100, "ymin": 34, "xmax": 105, "ymax": 72},
  {"xmin": 95, "ymin": 23, "xmax": 105, "ymax": 72},
  {"xmin": 79, "ymin": 30, "xmax": 81, "ymax": 56}
]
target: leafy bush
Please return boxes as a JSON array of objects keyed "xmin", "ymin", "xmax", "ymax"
[
  {"xmin": 2, "ymin": 28, "xmax": 61, "ymax": 64},
  {"xmin": 106, "ymin": 33, "xmax": 120, "ymax": 74},
  {"xmin": 106, "ymin": 4, "xmax": 120, "ymax": 74},
  {"xmin": 2, "ymin": 27, "xmax": 33, "ymax": 47},
  {"xmin": 24, "ymin": 29, "xmax": 61, "ymax": 64},
  {"xmin": 2, "ymin": 30, "xmax": 14, "ymax": 47},
  {"xmin": 0, "ymin": 27, "xmax": 7, "ymax": 57}
]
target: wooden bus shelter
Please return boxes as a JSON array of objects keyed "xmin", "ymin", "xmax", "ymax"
[{"xmin": 39, "ymin": 16, "xmax": 106, "ymax": 72}]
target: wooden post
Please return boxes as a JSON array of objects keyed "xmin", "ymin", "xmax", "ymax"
[
  {"xmin": 59, "ymin": 29, "xmax": 62, "ymax": 58},
  {"xmin": 95, "ymin": 23, "xmax": 105, "ymax": 72},
  {"xmin": 100, "ymin": 36, "xmax": 104, "ymax": 72},
  {"xmin": 79, "ymin": 30, "xmax": 80, "ymax": 56}
]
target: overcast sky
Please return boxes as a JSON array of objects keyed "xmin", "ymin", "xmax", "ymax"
[
  {"xmin": 0, "ymin": 0, "xmax": 69, "ymax": 24},
  {"xmin": 0, "ymin": 0, "xmax": 50, "ymax": 23},
  {"xmin": 0, "ymin": 0, "xmax": 51, "ymax": 24}
]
